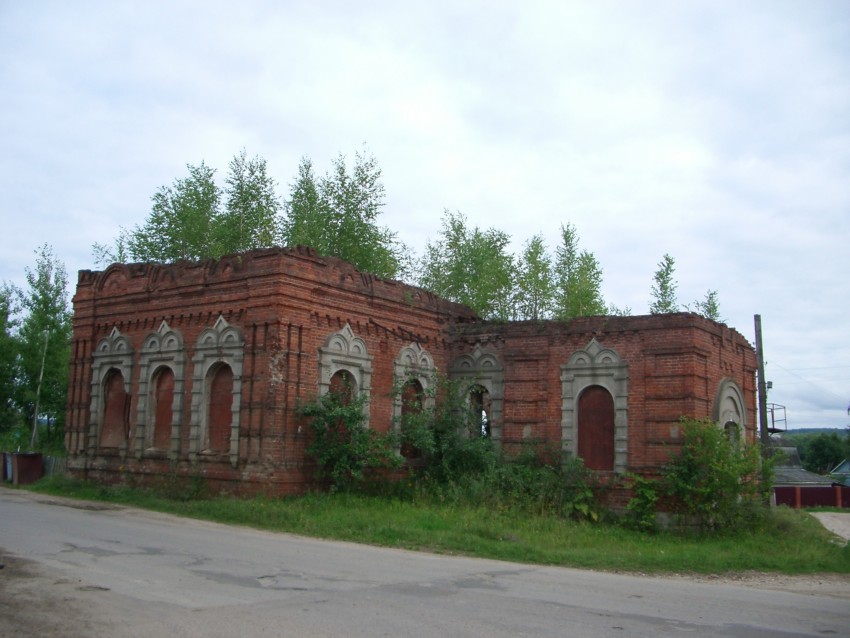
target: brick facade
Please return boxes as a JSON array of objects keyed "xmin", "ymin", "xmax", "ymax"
[{"xmin": 65, "ymin": 247, "xmax": 757, "ymax": 496}]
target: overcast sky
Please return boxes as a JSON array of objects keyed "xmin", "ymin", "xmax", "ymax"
[{"xmin": 2, "ymin": 1, "xmax": 848, "ymax": 430}]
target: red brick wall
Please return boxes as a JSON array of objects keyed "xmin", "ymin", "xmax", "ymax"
[
  {"xmin": 448, "ymin": 313, "xmax": 757, "ymax": 473},
  {"xmin": 66, "ymin": 247, "xmax": 757, "ymax": 495},
  {"xmin": 66, "ymin": 247, "xmax": 475, "ymax": 494}
]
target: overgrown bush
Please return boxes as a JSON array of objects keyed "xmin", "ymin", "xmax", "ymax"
[
  {"xmin": 299, "ymin": 388, "xmax": 401, "ymax": 492},
  {"xmin": 624, "ymin": 474, "xmax": 659, "ymax": 533},
  {"xmin": 396, "ymin": 374, "xmax": 496, "ymax": 484},
  {"xmin": 395, "ymin": 374, "xmax": 606, "ymax": 521},
  {"xmin": 662, "ymin": 417, "xmax": 768, "ymax": 533}
]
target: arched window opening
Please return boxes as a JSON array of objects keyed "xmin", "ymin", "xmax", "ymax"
[
  {"xmin": 469, "ymin": 384, "xmax": 491, "ymax": 438},
  {"xmin": 318, "ymin": 324, "xmax": 372, "ymax": 428},
  {"xmin": 450, "ymin": 345, "xmax": 503, "ymax": 443},
  {"xmin": 207, "ymin": 364, "xmax": 233, "ymax": 454},
  {"xmin": 724, "ymin": 421, "xmax": 741, "ymax": 448},
  {"xmin": 577, "ymin": 385, "xmax": 615, "ymax": 471},
  {"xmin": 152, "ymin": 366, "xmax": 174, "ymax": 450},
  {"xmin": 713, "ymin": 379, "xmax": 747, "ymax": 444},
  {"xmin": 329, "ymin": 369, "xmax": 357, "ymax": 405},
  {"xmin": 400, "ymin": 378, "xmax": 425, "ymax": 459},
  {"xmin": 101, "ymin": 368, "xmax": 128, "ymax": 448}
]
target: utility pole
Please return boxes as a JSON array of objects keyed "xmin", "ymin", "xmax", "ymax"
[{"xmin": 754, "ymin": 314, "xmax": 770, "ymax": 452}]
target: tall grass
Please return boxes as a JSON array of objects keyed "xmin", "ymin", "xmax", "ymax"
[{"xmin": 29, "ymin": 475, "xmax": 850, "ymax": 575}]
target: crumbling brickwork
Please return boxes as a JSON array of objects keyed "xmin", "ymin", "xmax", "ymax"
[{"xmin": 65, "ymin": 247, "xmax": 757, "ymax": 496}]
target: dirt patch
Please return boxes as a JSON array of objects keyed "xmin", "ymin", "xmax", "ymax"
[
  {"xmin": 0, "ymin": 551, "xmax": 95, "ymax": 637},
  {"xmin": 0, "ymin": 550, "xmax": 145, "ymax": 638}
]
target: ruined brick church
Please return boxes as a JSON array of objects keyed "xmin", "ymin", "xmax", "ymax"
[{"xmin": 65, "ymin": 247, "xmax": 757, "ymax": 495}]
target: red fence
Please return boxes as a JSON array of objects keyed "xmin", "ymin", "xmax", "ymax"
[{"xmin": 774, "ymin": 485, "xmax": 849, "ymax": 508}]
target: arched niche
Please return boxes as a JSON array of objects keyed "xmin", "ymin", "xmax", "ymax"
[
  {"xmin": 561, "ymin": 338, "xmax": 629, "ymax": 473},
  {"xmin": 189, "ymin": 315, "xmax": 244, "ymax": 467},
  {"xmin": 134, "ymin": 321, "xmax": 185, "ymax": 460},
  {"xmin": 88, "ymin": 327, "xmax": 134, "ymax": 457}
]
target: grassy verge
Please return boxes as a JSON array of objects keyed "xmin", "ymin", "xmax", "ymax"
[{"xmin": 26, "ymin": 475, "xmax": 850, "ymax": 575}]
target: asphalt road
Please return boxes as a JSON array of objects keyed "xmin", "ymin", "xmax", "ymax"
[{"xmin": 0, "ymin": 487, "xmax": 847, "ymax": 638}]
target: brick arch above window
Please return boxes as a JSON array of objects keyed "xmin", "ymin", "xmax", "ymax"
[
  {"xmin": 88, "ymin": 327, "xmax": 134, "ymax": 457},
  {"xmin": 449, "ymin": 344, "xmax": 504, "ymax": 443},
  {"xmin": 318, "ymin": 323, "xmax": 372, "ymax": 425},
  {"xmin": 561, "ymin": 338, "xmax": 629, "ymax": 473},
  {"xmin": 189, "ymin": 315, "xmax": 244, "ymax": 467},
  {"xmin": 134, "ymin": 321, "xmax": 185, "ymax": 460}
]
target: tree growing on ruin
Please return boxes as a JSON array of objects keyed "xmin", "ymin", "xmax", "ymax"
[
  {"xmin": 281, "ymin": 157, "xmax": 324, "ymax": 253},
  {"xmin": 690, "ymin": 289, "xmax": 722, "ymax": 322},
  {"xmin": 128, "ymin": 161, "xmax": 221, "ymax": 263},
  {"xmin": 649, "ymin": 253, "xmax": 678, "ymax": 314},
  {"xmin": 94, "ymin": 151, "xmax": 283, "ymax": 266},
  {"xmin": 514, "ymin": 234, "xmax": 554, "ymax": 320},
  {"xmin": 282, "ymin": 150, "xmax": 410, "ymax": 280},
  {"xmin": 553, "ymin": 223, "xmax": 606, "ymax": 320},
  {"xmin": 216, "ymin": 149, "xmax": 282, "ymax": 255},
  {"xmin": 418, "ymin": 210, "xmax": 515, "ymax": 320}
]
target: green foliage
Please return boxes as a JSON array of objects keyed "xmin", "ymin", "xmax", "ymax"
[
  {"xmin": 486, "ymin": 450, "xmax": 603, "ymax": 522},
  {"xmin": 393, "ymin": 374, "xmax": 605, "ymax": 522},
  {"xmin": 418, "ymin": 217, "xmax": 611, "ymax": 321},
  {"xmin": 607, "ymin": 303, "xmax": 632, "ymax": 316},
  {"xmin": 625, "ymin": 474, "xmax": 659, "ymax": 533},
  {"xmin": 662, "ymin": 418, "xmax": 766, "ymax": 533},
  {"xmin": 15, "ymin": 245, "xmax": 72, "ymax": 447},
  {"xmin": 0, "ymin": 422, "xmax": 65, "ymax": 454},
  {"xmin": 0, "ymin": 284, "xmax": 20, "ymax": 430},
  {"xmin": 553, "ymin": 223, "xmax": 606, "ymax": 319},
  {"xmin": 95, "ymin": 151, "xmax": 283, "ymax": 267},
  {"xmin": 281, "ymin": 157, "xmax": 322, "ymax": 250},
  {"xmin": 129, "ymin": 161, "xmax": 222, "ymax": 262},
  {"xmin": 299, "ymin": 388, "xmax": 401, "ymax": 491},
  {"xmin": 418, "ymin": 210, "xmax": 515, "ymax": 319},
  {"xmin": 34, "ymin": 480, "xmax": 848, "ymax": 575},
  {"xmin": 514, "ymin": 234, "xmax": 554, "ymax": 320},
  {"xmin": 282, "ymin": 150, "xmax": 410, "ymax": 279},
  {"xmin": 649, "ymin": 253, "xmax": 678, "ymax": 314},
  {"xmin": 404, "ymin": 376, "xmax": 497, "ymax": 484},
  {"xmin": 791, "ymin": 430, "xmax": 849, "ymax": 474},
  {"xmin": 151, "ymin": 471, "xmax": 210, "ymax": 502},
  {"xmin": 690, "ymin": 289, "xmax": 723, "ymax": 322},
  {"xmin": 1, "ymin": 246, "xmax": 73, "ymax": 445},
  {"xmin": 216, "ymin": 149, "xmax": 282, "ymax": 254}
]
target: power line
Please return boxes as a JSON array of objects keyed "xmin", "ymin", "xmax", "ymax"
[{"xmin": 768, "ymin": 360, "xmax": 847, "ymax": 404}]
